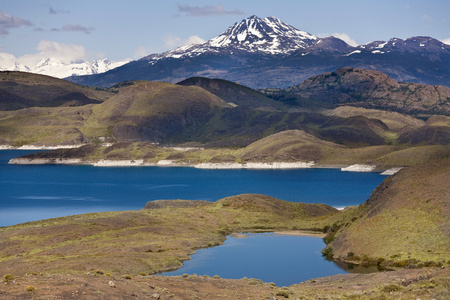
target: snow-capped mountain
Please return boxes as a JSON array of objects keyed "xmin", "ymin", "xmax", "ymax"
[
  {"xmin": 0, "ymin": 58, "xmax": 129, "ymax": 79},
  {"xmin": 67, "ymin": 15, "xmax": 450, "ymax": 89},
  {"xmin": 144, "ymin": 15, "xmax": 317, "ymax": 63}
]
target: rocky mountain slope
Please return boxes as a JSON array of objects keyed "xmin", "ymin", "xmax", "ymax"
[
  {"xmin": 269, "ymin": 67, "xmax": 450, "ymax": 116},
  {"xmin": 66, "ymin": 16, "xmax": 450, "ymax": 89}
]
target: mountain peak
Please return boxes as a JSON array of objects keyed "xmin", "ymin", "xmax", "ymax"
[{"xmin": 207, "ymin": 15, "xmax": 317, "ymax": 54}]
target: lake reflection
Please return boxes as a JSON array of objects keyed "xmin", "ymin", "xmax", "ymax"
[{"xmin": 160, "ymin": 232, "xmax": 347, "ymax": 286}]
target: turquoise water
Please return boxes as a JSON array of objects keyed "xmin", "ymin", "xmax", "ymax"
[
  {"xmin": 0, "ymin": 150, "xmax": 387, "ymax": 226},
  {"xmin": 160, "ymin": 232, "xmax": 347, "ymax": 286}
]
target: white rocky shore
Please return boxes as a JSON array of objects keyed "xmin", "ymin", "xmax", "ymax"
[
  {"xmin": 9, "ymin": 158, "xmax": 83, "ymax": 165},
  {"xmin": 341, "ymin": 164, "xmax": 376, "ymax": 172},
  {"xmin": 380, "ymin": 167, "xmax": 403, "ymax": 175},
  {"xmin": 194, "ymin": 161, "xmax": 315, "ymax": 169},
  {"xmin": 1, "ymin": 144, "xmax": 84, "ymax": 150},
  {"xmin": 93, "ymin": 159, "xmax": 145, "ymax": 167},
  {"xmin": 6, "ymin": 152, "xmax": 402, "ymax": 175}
]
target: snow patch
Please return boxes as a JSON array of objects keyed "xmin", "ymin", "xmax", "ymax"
[{"xmin": 345, "ymin": 50, "xmax": 361, "ymax": 56}]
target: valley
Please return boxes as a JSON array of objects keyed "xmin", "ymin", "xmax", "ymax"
[{"xmin": 0, "ymin": 13, "xmax": 449, "ymax": 299}]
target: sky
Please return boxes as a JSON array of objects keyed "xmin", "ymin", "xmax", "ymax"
[{"xmin": 1, "ymin": 0, "xmax": 449, "ymax": 66}]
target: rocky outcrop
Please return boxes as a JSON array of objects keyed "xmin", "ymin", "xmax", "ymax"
[{"xmin": 287, "ymin": 67, "xmax": 450, "ymax": 115}]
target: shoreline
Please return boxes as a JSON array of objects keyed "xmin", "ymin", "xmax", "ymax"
[
  {"xmin": 6, "ymin": 157, "xmax": 403, "ymax": 174},
  {"xmin": 2, "ymin": 146, "xmax": 402, "ymax": 174}
]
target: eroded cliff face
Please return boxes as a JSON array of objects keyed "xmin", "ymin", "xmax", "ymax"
[{"xmin": 325, "ymin": 156, "xmax": 450, "ymax": 264}]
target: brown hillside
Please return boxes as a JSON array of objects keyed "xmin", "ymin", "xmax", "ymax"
[
  {"xmin": 288, "ymin": 67, "xmax": 450, "ymax": 116},
  {"xmin": 0, "ymin": 71, "xmax": 113, "ymax": 110}
]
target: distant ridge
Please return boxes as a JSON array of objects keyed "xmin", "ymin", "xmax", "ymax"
[{"xmin": 66, "ymin": 16, "xmax": 450, "ymax": 88}]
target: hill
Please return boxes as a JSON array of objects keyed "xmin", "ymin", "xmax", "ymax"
[
  {"xmin": 268, "ymin": 67, "xmax": 450, "ymax": 116},
  {"xmin": 323, "ymin": 157, "xmax": 450, "ymax": 265},
  {"xmin": 1, "ymin": 68, "xmax": 449, "ymax": 148},
  {"xmin": 89, "ymin": 81, "xmax": 231, "ymax": 143},
  {"xmin": 0, "ymin": 71, "xmax": 113, "ymax": 110},
  {"xmin": 177, "ymin": 77, "xmax": 284, "ymax": 111}
]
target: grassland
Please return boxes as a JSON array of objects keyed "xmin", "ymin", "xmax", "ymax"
[{"xmin": 1, "ymin": 190, "xmax": 449, "ymax": 299}]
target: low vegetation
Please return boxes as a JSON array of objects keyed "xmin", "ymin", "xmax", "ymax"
[{"xmin": 1, "ymin": 70, "xmax": 449, "ymax": 298}]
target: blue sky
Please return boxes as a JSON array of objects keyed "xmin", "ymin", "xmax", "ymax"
[{"xmin": 1, "ymin": 0, "xmax": 449, "ymax": 65}]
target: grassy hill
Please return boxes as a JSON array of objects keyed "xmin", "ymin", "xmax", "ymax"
[
  {"xmin": 323, "ymin": 157, "xmax": 450, "ymax": 266},
  {"xmin": 177, "ymin": 77, "xmax": 285, "ymax": 111},
  {"xmin": 88, "ymin": 81, "xmax": 231, "ymax": 143},
  {"xmin": 0, "ymin": 71, "xmax": 113, "ymax": 110}
]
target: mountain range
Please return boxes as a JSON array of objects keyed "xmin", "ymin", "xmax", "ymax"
[
  {"xmin": 65, "ymin": 15, "xmax": 450, "ymax": 89},
  {"xmin": 0, "ymin": 58, "xmax": 129, "ymax": 79}
]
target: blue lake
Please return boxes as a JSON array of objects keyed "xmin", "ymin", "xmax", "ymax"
[
  {"xmin": 160, "ymin": 232, "xmax": 347, "ymax": 286},
  {"xmin": 0, "ymin": 150, "xmax": 388, "ymax": 227}
]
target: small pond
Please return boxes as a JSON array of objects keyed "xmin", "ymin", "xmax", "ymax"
[{"xmin": 160, "ymin": 232, "xmax": 351, "ymax": 286}]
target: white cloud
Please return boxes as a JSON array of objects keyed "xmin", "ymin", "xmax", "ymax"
[
  {"xmin": 163, "ymin": 34, "xmax": 182, "ymax": 49},
  {"xmin": 0, "ymin": 40, "xmax": 91, "ymax": 68},
  {"xmin": 331, "ymin": 33, "xmax": 358, "ymax": 47},
  {"xmin": 134, "ymin": 46, "xmax": 150, "ymax": 58},
  {"xmin": 441, "ymin": 38, "xmax": 450, "ymax": 45},
  {"xmin": 163, "ymin": 34, "xmax": 206, "ymax": 49},
  {"xmin": 186, "ymin": 35, "xmax": 206, "ymax": 45},
  {"xmin": 0, "ymin": 52, "xmax": 17, "ymax": 67}
]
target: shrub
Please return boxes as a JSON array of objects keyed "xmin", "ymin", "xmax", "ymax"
[
  {"xmin": 322, "ymin": 247, "xmax": 334, "ymax": 260},
  {"xmin": 25, "ymin": 286, "xmax": 35, "ymax": 292},
  {"xmin": 3, "ymin": 274, "xmax": 14, "ymax": 282},
  {"xmin": 139, "ymin": 272, "xmax": 147, "ymax": 276},
  {"xmin": 381, "ymin": 283, "xmax": 402, "ymax": 293},
  {"xmin": 276, "ymin": 290, "xmax": 290, "ymax": 298},
  {"xmin": 94, "ymin": 269, "xmax": 104, "ymax": 275},
  {"xmin": 123, "ymin": 274, "xmax": 133, "ymax": 280}
]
